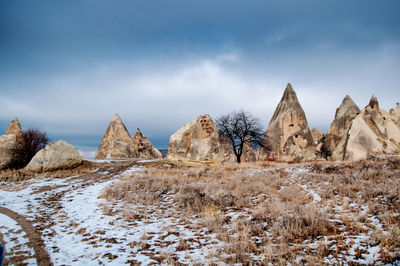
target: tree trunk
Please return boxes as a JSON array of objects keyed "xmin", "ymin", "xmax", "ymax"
[{"xmin": 236, "ymin": 154, "xmax": 241, "ymax": 163}]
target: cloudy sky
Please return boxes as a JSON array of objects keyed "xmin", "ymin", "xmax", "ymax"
[{"xmin": 1, "ymin": 0, "xmax": 399, "ymax": 156}]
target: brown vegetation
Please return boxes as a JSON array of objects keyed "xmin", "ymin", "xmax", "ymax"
[{"xmin": 100, "ymin": 156, "xmax": 400, "ymax": 264}]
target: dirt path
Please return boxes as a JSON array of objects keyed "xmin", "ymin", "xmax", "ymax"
[{"xmin": 0, "ymin": 207, "xmax": 52, "ymax": 266}]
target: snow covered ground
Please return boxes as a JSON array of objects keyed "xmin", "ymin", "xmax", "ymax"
[{"xmin": 0, "ymin": 159, "xmax": 399, "ymax": 264}]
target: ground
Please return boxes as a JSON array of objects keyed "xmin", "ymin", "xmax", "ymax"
[{"xmin": 0, "ymin": 157, "xmax": 400, "ymax": 265}]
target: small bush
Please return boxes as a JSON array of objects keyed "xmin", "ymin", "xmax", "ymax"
[{"xmin": 8, "ymin": 128, "xmax": 50, "ymax": 169}]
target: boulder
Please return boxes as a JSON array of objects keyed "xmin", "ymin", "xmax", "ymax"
[
  {"xmin": 25, "ymin": 140, "xmax": 83, "ymax": 172},
  {"xmin": 344, "ymin": 96, "xmax": 400, "ymax": 160},
  {"xmin": 259, "ymin": 83, "xmax": 315, "ymax": 161},
  {"xmin": 241, "ymin": 137, "xmax": 257, "ymax": 162},
  {"xmin": 167, "ymin": 114, "xmax": 224, "ymax": 161},
  {"xmin": 322, "ymin": 95, "xmax": 360, "ymax": 160},
  {"xmin": 96, "ymin": 114, "xmax": 137, "ymax": 160},
  {"xmin": 132, "ymin": 128, "xmax": 162, "ymax": 159},
  {"xmin": 0, "ymin": 134, "xmax": 18, "ymax": 169}
]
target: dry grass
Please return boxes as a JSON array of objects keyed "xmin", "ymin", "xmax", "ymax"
[{"xmin": 100, "ymin": 157, "xmax": 400, "ymax": 264}]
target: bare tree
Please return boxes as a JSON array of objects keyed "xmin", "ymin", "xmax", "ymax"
[
  {"xmin": 8, "ymin": 129, "xmax": 50, "ymax": 169},
  {"xmin": 216, "ymin": 110, "xmax": 265, "ymax": 163}
]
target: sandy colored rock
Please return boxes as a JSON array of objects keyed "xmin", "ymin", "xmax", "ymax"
[
  {"xmin": 6, "ymin": 118, "xmax": 23, "ymax": 137},
  {"xmin": 25, "ymin": 140, "xmax": 83, "ymax": 172},
  {"xmin": 390, "ymin": 103, "xmax": 400, "ymax": 128},
  {"xmin": 0, "ymin": 118, "xmax": 24, "ymax": 169},
  {"xmin": 167, "ymin": 114, "xmax": 224, "ymax": 161},
  {"xmin": 322, "ymin": 95, "xmax": 360, "ymax": 160},
  {"xmin": 344, "ymin": 96, "xmax": 400, "ymax": 160},
  {"xmin": 259, "ymin": 83, "xmax": 315, "ymax": 161},
  {"xmin": 96, "ymin": 114, "xmax": 137, "ymax": 160},
  {"xmin": 132, "ymin": 128, "xmax": 162, "ymax": 159},
  {"xmin": 311, "ymin": 128, "xmax": 323, "ymax": 144},
  {"xmin": 221, "ymin": 136, "xmax": 236, "ymax": 163}
]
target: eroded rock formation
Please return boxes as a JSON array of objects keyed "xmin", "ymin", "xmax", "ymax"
[
  {"xmin": 0, "ymin": 118, "xmax": 24, "ymax": 169},
  {"xmin": 344, "ymin": 96, "xmax": 400, "ymax": 160},
  {"xmin": 132, "ymin": 128, "xmax": 162, "ymax": 159},
  {"xmin": 167, "ymin": 114, "xmax": 224, "ymax": 161},
  {"xmin": 96, "ymin": 114, "xmax": 137, "ymax": 160},
  {"xmin": 322, "ymin": 95, "xmax": 360, "ymax": 160},
  {"xmin": 311, "ymin": 128, "xmax": 323, "ymax": 144},
  {"xmin": 25, "ymin": 140, "xmax": 83, "ymax": 172},
  {"xmin": 259, "ymin": 83, "xmax": 315, "ymax": 161},
  {"xmin": 390, "ymin": 103, "xmax": 400, "ymax": 128}
]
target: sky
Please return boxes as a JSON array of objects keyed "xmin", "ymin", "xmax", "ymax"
[{"xmin": 1, "ymin": 0, "xmax": 399, "ymax": 157}]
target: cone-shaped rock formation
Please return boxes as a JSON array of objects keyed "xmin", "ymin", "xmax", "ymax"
[
  {"xmin": 132, "ymin": 128, "xmax": 162, "ymax": 159},
  {"xmin": 259, "ymin": 83, "xmax": 315, "ymax": 161},
  {"xmin": 96, "ymin": 114, "xmax": 137, "ymax": 159},
  {"xmin": 167, "ymin": 114, "xmax": 224, "ymax": 161},
  {"xmin": 344, "ymin": 96, "xmax": 400, "ymax": 160},
  {"xmin": 322, "ymin": 95, "xmax": 360, "ymax": 160},
  {"xmin": 96, "ymin": 114, "xmax": 161, "ymax": 160}
]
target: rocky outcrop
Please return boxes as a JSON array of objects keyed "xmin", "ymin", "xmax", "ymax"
[
  {"xmin": 0, "ymin": 118, "xmax": 24, "ymax": 169},
  {"xmin": 344, "ymin": 96, "xmax": 400, "ymax": 160},
  {"xmin": 132, "ymin": 128, "xmax": 162, "ymax": 159},
  {"xmin": 167, "ymin": 114, "xmax": 224, "ymax": 161},
  {"xmin": 311, "ymin": 128, "xmax": 323, "ymax": 144},
  {"xmin": 322, "ymin": 95, "xmax": 360, "ymax": 160},
  {"xmin": 259, "ymin": 83, "xmax": 315, "ymax": 161},
  {"xmin": 96, "ymin": 114, "xmax": 138, "ymax": 160},
  {"xmin": 221, "ymin": 136, "xmax": 256, "ymax": 163},
  {"xmin": 221, "ymin": 137, "xmax": 236, "ymax": 163},
  {"xmin": 390, "ymin": 103, "xmax": 400, "ymax": 128},
  {"xmin": 25, "ymin": 140, "xmax": 83, "ymax": 172},
  {"xmin": 96, "ymin": 114, "xmax": 161, "ymax": 160}
]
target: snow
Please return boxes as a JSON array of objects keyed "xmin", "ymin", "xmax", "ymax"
[{"xmin": 0, "ymin": 213, "xmax": 36, "ymax": 265}]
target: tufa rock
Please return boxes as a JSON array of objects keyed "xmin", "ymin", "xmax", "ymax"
[
  {"xmin": 220, "ymin": 136, "xmax": 256, "ymax": 163},
  {"xmin": 322, "ymin": 95, "xmax": 360, "ymax": 160},
  {"xmin": 344, "ymin": 96, "xmax": 400, "ymax": 160},
  {"xmin": 96, "ymin": 114, "xmax": 137, "ymax": 160},
  {"xmin": 390, "ymin": 103, "xmax": 400, "ymax": 128},
  {"xmin": 311, "ymin": 128, "xmax": 323, "ymax": 144},
  {"xmin": 25, "ymin": 140, "xmax": 83, "ymax": 172},
  {"xmin": 167, "ymin": 114, "xmax": 224, "ymax": 161},
  {"xmin": 0, "ymin": 118, "xmax": 24, "ymax": 169},
  {"xmin": 132, "ymin": 128, "xmax": 162, "ymax": 159},
  {"xmin": 6, "ymin": 118, "xmax": 23, "ymax": 137},
  {"xmin": 259, "ymin": 83, "xmax": 315, "ymax": 161}
]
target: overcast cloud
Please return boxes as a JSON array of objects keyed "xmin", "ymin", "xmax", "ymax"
[{"xmin": 1, "ymin": 0, "xmax": 399, "ymax": 153}]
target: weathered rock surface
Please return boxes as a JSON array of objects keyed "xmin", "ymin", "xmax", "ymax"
[
  {"xmin": 25, "ymin": 140, "xmax": 83, "ymax": 172},
  {"xmin": 96, "ymin": 114, "xmax": 161, "ymax": 160},
  {"xmin": 0, "ymin": 118, "xmax": 24, "ymax": 169},
  {"xmin": 259, "ymin": 83, "xmax": 315, "ymax": 161},
  {"xmin": 167, "ymin": 114, "xmax": 224, "ymax": 161},
  {"xmin": 311, "ymin": 128, "xmax": 323, "ymax": 144},
  {"xmin": 390, "ymin": 103, "xmax": 400, "ymax": 128},
  {"xmin": 132, "ymin": 128, "xmax": 162, "ymax": 159},
  {"xmin": 344, "ymin": 96, "xmax": 400, "ymax": 160},
  {"xmin": 221, "ymin": 136, "xmax": 256, "ymax": 163},
  {"xmin": 96, "ymin": 114, "xmax": 137, "ymax": 160},
  {"xmin": 322, "ymin": 95, "xmax": 360, "ymax": 160},
  {"xmin": 6, "ymin": 118, "xmax": 23, "ymax": 137},
  {"xmin": 221, "ymin": 137, "xmax": 236, "ymax": 163}
]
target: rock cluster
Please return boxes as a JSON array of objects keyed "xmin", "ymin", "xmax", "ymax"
[
  {"xmin": 221, "ymin": 136, "xmax": 256, "ymax": 163},
  {"xmin": 0, "ymin": 118, "xmax": 24, "ymax": 169},
  {"xmin": 343, "ymin": 96, "xmax": 400, "ymax": 160},
  {"xmin": 322, "ymin": 95, "xmax": 360, "ymax": 160},
  {"xmin": 259, "ymin": 83, "xmax": 315, "ymax": 161},
  {"xmin": 167, "ymin": 114, "xmax": 224, "ymax": 161},
  {"xmin": 25, "ymin": 140, "xmax": 83, "ymax": 172},
  {"xmin": 96, "ymin": 114, "xmax": 161, "ymax": 160}
]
